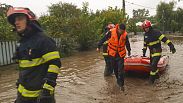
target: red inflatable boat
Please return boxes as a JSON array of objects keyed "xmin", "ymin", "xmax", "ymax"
[{"xmin": 124, "ymin": 55, "xmax": 169, "ymax": 73}]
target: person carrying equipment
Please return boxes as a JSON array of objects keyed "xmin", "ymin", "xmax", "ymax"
[
  {"xmin": 141, "ymin": 20, "xmax": 176, "ymax": 84},
  {"xmin": 101, "ymin": 23, "xmax": 115, "ymax": 76},
  {"xmin": 97, "ymin": 23, "xmax": 131, "ymax": 90}
]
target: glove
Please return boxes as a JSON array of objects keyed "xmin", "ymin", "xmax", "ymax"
[
  {"xmin": 37, "ymin": 79, "xmax": 56, "ymax": 103},
  {"xmin": 15, "ymin": 80, "xmax": 19, "ymax": 89},
  {"xmin": 37, "ymin": 89, "xmax": 55, "ymax": 103},
  {"xmin": 96, "ymin": 48, "xmax": 100, "ymax": 52},
  {"xmin": 142, "ymin": 52, "xmax": 146, "ymax": 57},
  {"xmin": 128, "ymin": 51, "xmax": 131, "ymax": 56},
  {"xmin": 142, "ymin": 49, "xmax": 146, "ymax": 57},
  {"xmin": 170, "ymin": 45, "xmax": 176, "ymax": 54}
]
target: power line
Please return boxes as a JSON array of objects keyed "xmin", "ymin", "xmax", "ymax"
[
  {"xmin": 125, "ymin": 1, "xmax": 156, "ymax": 10},
  {"xmin": 122, "ymin": 0, "xmax": 125, "ymax": 18}
]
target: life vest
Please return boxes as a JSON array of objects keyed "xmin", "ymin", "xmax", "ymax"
[{"xmin": 108, "ymin": 28, "xmax": 127, "ymax": 58}]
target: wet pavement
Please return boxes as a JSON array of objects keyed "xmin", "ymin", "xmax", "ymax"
[{"xmin": 0, "ymin": 35, "xmax": 183, "ymax": 103}]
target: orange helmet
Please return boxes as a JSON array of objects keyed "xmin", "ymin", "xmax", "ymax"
[
  {"xmin": 142, "ymin": 20, "xmax": 152, "ymax": 28},
  {"xmin": 7, "ymin": 7, "xmax": 37, "ymax": 25}
]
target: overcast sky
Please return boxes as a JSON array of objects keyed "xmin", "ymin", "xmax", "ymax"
[{"xmin": 1, "ymin": 0, "xmax": 183, "ymax": 17}]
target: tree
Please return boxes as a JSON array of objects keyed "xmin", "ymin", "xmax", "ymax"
[
  {"xmin": 133, "ymin": 9, "xmax": 149, "ymax": 18},
  {"xmin": 100, "ymin": 6, "xmax": 126, "ymax": 24},
  {"xmin": 156, "ymin": 2, "xmax": 175, "ymax": 32},
  {"xmin": 0, "ymin": 3, "xmax": 15, "ymax": 41},
  {"xmin": 176, "ymin": 8, "xmax": 183, "ymax": 33},
  {"xmin": 39, "ymin": 2, "xmax": 101, "ymax": 52},
  {"xmin": 39, "ymin": 2, "xmax": 128, "ymax": 53},
  {"xmin": 96, "ymin": 6, "xmax": 126, "ymax": 34},
  {"xmin": 127, "ymin": 8, "xmax": 150, "ymax": 35},
  {"xmin": 39, "ymin": 2, "xmax": 82, "ymax": 55}
]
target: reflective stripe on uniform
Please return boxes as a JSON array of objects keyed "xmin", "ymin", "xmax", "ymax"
[
  {"xmin": 18, "ymin": 84, "xmax": 40, "ymax": 97},
  {"xmin": 43, "ymin": 83, "xmax": 54, "ymax": 92},
  {"xmin": 48, "ymin": 65, "xmax": 60, "ymax": 74},
  {"xmin": 159, "ymin": 34, "xmax": 165, "ymax": 41},
  {"xmin": 150, "ymin": 69, "xmax": 159, "ymax": 76},
  {"xmin": 159, "ymin": 34, "xmax": 171, "ymax": 44},
  {"xmin": 165, "ymin": 40, "xmax": 171, "ymax": 44},
  {"xmin": 151, "ymin": 53, "xmax": 161, "ymax": 57},
  {"xmin": 103, "ymin": 41, "xmax": 108, "ymax": 44},
  {"xmin": 102, "ymin": 53, "xmax": 108, "ymax": 56},
  {"xmin": 143, "ymin": 47, "xmax": 147, "ymax": 49},
  {"xmin": 148, "ymin": 40, "xmax": 160, "ymax": 46},
  {"xmin": 19, "ymin": 51, "xmax": 60, "ymax": 68},
  {"xmin": 42, "ymin": 51, "xmax": 60, "ymax": 62},
  {"xmin": 19, "ymin": 58, "xmax": 43, "ymax": 68}
]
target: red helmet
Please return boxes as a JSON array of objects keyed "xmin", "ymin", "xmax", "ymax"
[
  {"xmin": 142, "ymin": 20, "xmax": 152, "ymax": 28},
  {"xmin": 7, "ymin": 7, "xmax": 37, "ymax": 25},
  {"xmin": 107, "ymin": 24, "xmax": 115, "ymax": 29}
]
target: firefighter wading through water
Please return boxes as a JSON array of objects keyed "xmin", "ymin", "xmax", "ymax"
[
  {"xmin": 7, "ymin": 7, "xmax": 61, "ymax": 103},
  {"xmin": 97, "ymin": 23, "xmax": 131, "ymax": 90},
  {"xmin": 101, "ymin": 23, "xmax": 115, "ymax": 76},
  {"xmin": 141, "ymin": 20, "xmax": 176, "ymax": 84}
]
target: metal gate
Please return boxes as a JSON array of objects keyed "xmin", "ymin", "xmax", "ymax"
[{"xmin": 0, "ymin": 41, "xmax": 17, "ymax": 66}]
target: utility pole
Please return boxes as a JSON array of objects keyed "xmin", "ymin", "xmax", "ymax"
[
  {"xmin": 162, "ymin": 10, "xmax": 165, "ymax": 33},
  {"xmin": 122, "ymin": 0, "xmax": 125, "ymax": 19}
]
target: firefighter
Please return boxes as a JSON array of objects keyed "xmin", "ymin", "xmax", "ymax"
[
  {"xmin": 7, "ymin": 7, "xmax": 61, "ymax": 103},
  {"xmin": 102, "ymin": 23, "xmax": 115, "ymax": 76},
  {"xmin": 141, "ymin": 20, "xmax": 176, "ymax": 84},
  {"xmin": 97, "ymin": 23, "xmax": 131, "ymax": 90}
]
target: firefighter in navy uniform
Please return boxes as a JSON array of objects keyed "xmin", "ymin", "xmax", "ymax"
[
  {"xmin": 102, "ymin": 23, "xmax": 115, "ymax": 76},
  {"xmin": 141, "ymin": 20, "xmax": 176, "ymax": 84},
  {"xmin": 7, "ymin": 7, "xmax": 61, "ymax": 103},
  {"xmin": 97, "ymin": 23, "xmax": 131, "ymax": 90}
]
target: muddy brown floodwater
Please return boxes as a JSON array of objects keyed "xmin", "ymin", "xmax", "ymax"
[{"xmin": 0, "ymin": 35, "xmax": 183, "ymax": 103}]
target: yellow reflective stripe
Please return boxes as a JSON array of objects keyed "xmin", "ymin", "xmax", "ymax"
[
  {"xmin": 165, "ymin": 40, "xmax": 171, "ymax": 44},
  {"xmin": 151, "ymin": 53, "xmax": 161, "ymax": 57},
  {"xmin": 102, "ymin": 53, "xmax": 108, "ymax": 56},
  {"xmin": 19, "ymin": 58, "xmax": 43, "ymax": 68},
  {"xmin": 43, "ymin": 83, "xmax": 54, "ymax": 92},
  {"xmin": 103, "ymin": 41, "xmax": 108, "ymax": 44},
  {"xmin": 148, "ymin": 40, "xmax": 160, "ymax": 46},
  {"xmin": 150, "ymin": 69, "xmax": 159, "ymax": 76},
  {"xmin": 143, "ymin": 47, "xmax": 147, "ymax": 49},
  {"xmin": 18, "ymin": 84, "xmax": 40, "ymax": 97},
  {"xmin": 18, "ymin": 84, "xmax": 24, "ymax": 93},
  {"xmin": 43, "ymin": 51, "xmax": 60, "ymax": 62},
  {"xmin": 159, "ymin": 34, "xmax": 165, "ymax": 41},
  {"xmin": 19, "ymin": 51, "xmax": 60, "ymax": 68},
  {"xmin": 48, "ymin": 65, "xmax": 60, "ymax": 74}
]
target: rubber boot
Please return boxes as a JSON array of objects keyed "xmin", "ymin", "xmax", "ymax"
[
  {"xmin": 117, "ymin": 79, "xmax": 124, "ymax": 91},
  {"xmin": 104, "ymin": 65, "xmax": 112, "ymax": 76},
  {"xmin": 149, "ymin": 73, "xmax": 160, "ymax": 84},
  {"xmin": 117, "ymin": 74, "xmax": 125, "ymax": 91}
]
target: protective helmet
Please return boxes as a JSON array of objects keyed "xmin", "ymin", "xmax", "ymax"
[
  {"xmin": 142, "ymin": 20, "xmax": 152, "ymax": 28},
  {"xmin": 7, "ymin": 7, "xmax": 37, "ymax": 25},
  {"xmin": 107, "ymin": 23, "xmax": 115, "ymax": 29}
]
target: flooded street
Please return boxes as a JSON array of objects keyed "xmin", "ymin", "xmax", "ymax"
[{"xmin": 0, "ymin": 35, "xmax": 183, "ymax": 103}]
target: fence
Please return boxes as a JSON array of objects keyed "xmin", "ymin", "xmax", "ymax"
[
  {"xmin": 0, "ymin": 38, "xmax": 62, "ymax": 66},
  {"xmin": 0, "ymin": 41, "xmax": 17, "ymax": 66}
]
